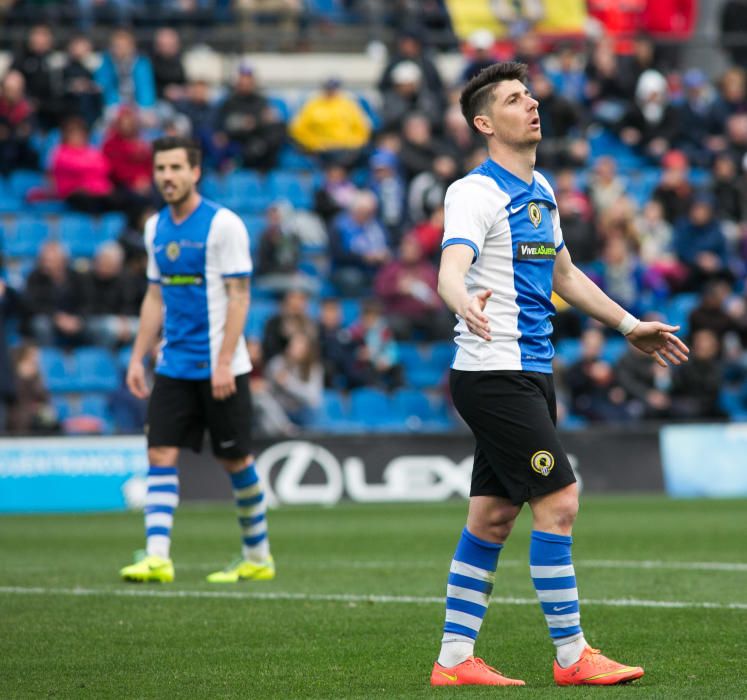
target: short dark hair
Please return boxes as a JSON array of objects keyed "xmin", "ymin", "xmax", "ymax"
[
  {"xmin": 152, "ymin": 136, "xmax": 201, "ymax": 167},
  {"xmin": 460, "ymin": 61, "xmax": 528, "ymax": 134}
]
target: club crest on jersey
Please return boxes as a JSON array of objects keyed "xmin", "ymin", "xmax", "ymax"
[
  {"xmin": 531, "ymin": 450, "xmax": 555, "ymax": 476},
  {"xmin": 166, "ymin": 242, "xmax": 181, "ymax": 261},
  {"xmin": 528, "ymin": 202, "xmax": 542, "ymax": 228}
]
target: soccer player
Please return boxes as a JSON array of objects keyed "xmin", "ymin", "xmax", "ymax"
[
  {"xmin": 431, "ymin": 63, "xmax": 689, "ymax": 687},
  {"xmin": 120, "ymin": 136, "xmax": 274, "ymax": 584}
]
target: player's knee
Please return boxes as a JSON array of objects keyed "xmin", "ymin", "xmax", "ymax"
[
  {"xmin": 549, "ymin": 491, "xmax": 579, "ymax": 530},
  {"xmin": 148, "ymin": 446, "xmax": 179, "ymax": 465},
  {"xmin": 468, "ymin": 508, "xmax": 519, "ymax": 544}
]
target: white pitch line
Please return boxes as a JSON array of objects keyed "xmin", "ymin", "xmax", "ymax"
[{"xmin": 0, "ymin": 586, "xmax": 745, "ymax": 611}]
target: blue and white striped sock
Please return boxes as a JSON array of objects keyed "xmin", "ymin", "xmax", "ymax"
[
  {"xmin": 231, "ymin": 462, "xmax": 270, "ymax": 562},
  {"xmin": 438, "ymin": 527, "xmax": 502, "ymax": 667},
  {"xmin": 530, "ymin": 530, "xmax": 587, "ymax": 666},
  {"xmin": 144, "ymin": 465, "xmax": 179, "ymax": 559}
]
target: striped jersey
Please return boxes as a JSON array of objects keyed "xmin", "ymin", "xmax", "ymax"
[
  {"xmin": 442, "ymin": 158, "xmax": 564, "ymax": 373},
  {"xmin": 144, "ymin": 198, "xmax": 252, "ymax": 380}
]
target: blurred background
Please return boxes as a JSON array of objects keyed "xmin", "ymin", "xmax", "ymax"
[{"xmin": 1, "ymin": 0, "xmax": 747, "ymax": 510}]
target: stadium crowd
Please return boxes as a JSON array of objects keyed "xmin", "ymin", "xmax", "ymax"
[{"xmin": 1, "ymin": 7, "xmax": 747, "ymax": 436}]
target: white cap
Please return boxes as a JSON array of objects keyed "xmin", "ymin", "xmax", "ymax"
[
  {"xmin": 468, "ymin": 29, "xmax": 494, "ymax": 50},
  {"xmin": 391, "ymin": 60, "xmax": 422, "ymax": 84}
]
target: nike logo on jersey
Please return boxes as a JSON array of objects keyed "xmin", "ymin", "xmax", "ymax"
[
  {"xmin": 509, "ymin": 203, "xmax": 527, "ymax": 214},
  {"xmin": 552, "ymin": 604, "xmax": 574, "ymax": 612}
]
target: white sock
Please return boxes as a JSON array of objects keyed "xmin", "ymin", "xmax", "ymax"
[
  {"xmin": 437, "ymin": 641, "xmax": 474, "ymax": 668},
  {"xmin": 555, "ymin": 635, "xmax": 587, "ymax": 668}
]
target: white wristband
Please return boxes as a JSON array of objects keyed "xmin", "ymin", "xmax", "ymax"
[{"xmin": 616, "ymin": 312, "xmax": 640, "ymax": 336}]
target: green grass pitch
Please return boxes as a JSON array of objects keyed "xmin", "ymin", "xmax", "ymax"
[{"xmin": 1, "ymin": 496, "xmax": 745, "ymax": 698}]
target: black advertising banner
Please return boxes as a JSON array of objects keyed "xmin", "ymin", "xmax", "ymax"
[{"xmin": 178, "ymin": 428, "xmax": 664, "ymax": 504}]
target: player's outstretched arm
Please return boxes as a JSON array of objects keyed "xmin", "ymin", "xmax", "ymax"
[
  {"xmin": 552, "ymin": 246, "xmax": 689, "ymax": 367},
  {"xmin": 438, "ymin": 244, "xmax": 492, "ymax": 341},
  {"xmin": 127, "ymin": 283, "xmax": 164, "ymax": 399},
  {"xmin": 213, "ymin": 276, "xmax": 250, "ymax": 400}
]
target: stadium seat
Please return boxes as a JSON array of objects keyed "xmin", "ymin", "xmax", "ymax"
[
  {"xmin": 267, "ymin": 171, "xmax": 313, "ymax": 209},
  {"xmin": 307, "ymin": 0, "xmax": 352, "ymax": 23},
  {"xmin": 0, "ymin": 179, "xmax": 23, "ymax": 213},
  {"xmin": 554, "ymin": 338, "xmax": 582, "ymax": 365},
  {"xmin": 99, "ymin": 212, "xmax": 127, "ymax": 241},
  {"xmin": 39, "ymin": 348, "xmax": 79, "ymax": 393},
  {"xmin": 59, "ymin": 214, "xmax": 99, "ymax": 257},
  {"xmin": 4, "ymin": 217, "xmax": 51, "ymax": 258},
  {"xmin": 8, "ymin": 170, "xmax": 46, "ymax": 199},
  {"xmin": 309, "ymin": 389, "xmax": 353, "ymax": 432},
  {"xmin": 74, "ymin": 347, "xmax": 119, "ymax": 392},
  {"xmin": 278, "ymin": 145, "xmax": 316, "ymax": 172},
  {"xmin": 224, "ymin": 170, "xmax": 271, "ymax": 212},
  {"xmin": 349, "ymin": 387, "xmax": 395, "ymax": 430},
  {"xmin": 246, "ymin": 298, "xmax": 278, "ymax": 339},
  {"xmin": 338, "ymin": 298, "xmax": 361, "ymax": 326}
]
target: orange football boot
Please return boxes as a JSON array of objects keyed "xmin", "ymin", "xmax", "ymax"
[
  {"xmin": 554, "ymin": 646, "xmax": 644, "ymax": 686},
  {"xmin": 431, "ymin": 657, "xmax": 525, "ymax": 687}
]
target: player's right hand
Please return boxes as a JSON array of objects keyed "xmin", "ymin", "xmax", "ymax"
[
  {"xmin": 462, "ymin": 289, "xmax": 492, "ymax": 341},
  {"xmin": 127, "ymin": 361, "xmax": 150, "ymax": 399}
]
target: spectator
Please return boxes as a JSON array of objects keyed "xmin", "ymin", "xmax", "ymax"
[
  {"xmin": 688, "ymin": 280, "xmax": 737, "ymax": 345},
  {"xmin": 407, "ymin": 205, "xmax": 444, "ymax": 261},
  {"xmin": 491, "ymin": 1, "xmax": 543, "ymax": 38},
  {"xmin": 7, "ymin": 343, "xmax": 59, "ymax": 435},
  {"xmin": 565, "ymin": 327, "xmax": 630, "ymax": 422},
  {"xmin": 532, "ymin": 71, "xmax": 581, "ymax": 169},
  {"xmin": 368, "ymin": 149, "xmax": 407, "ymax": 238},
  {"xmin": 616, "ymin": 344, "xmax": 672, "ymax": 419},
  {"xmin": 653, "ymin": 150, "xmax": 694, "ymax": 224},
  {"xmin": 348, "ymin": 300, "xmax": 403, "ymax": 390},
  {"xmin": 94, "ymin": 29, "xmax": 157, "ymax": 114},
  {"xmin": 721, "ymin": 0, "xmax": 747, "ymax": 67},
  {"xmin": 545, "ymin": 41, "xmax": 586, "ymax": 104},
  {"xmin": 0, "ymin": 70, "xmax": 38, "ymax": 175},
  {"xmin": 590, "ymin": 237, "xmax": 647, "ymax": 318},
  {"xmin": 584, "ymin": 38, "xmax": 629, "ymax": 128},
  {"xmin": 61, "ymin": 35, "xmax": 102, "ymax": 128},
  {"xmin": 329, "ymin": 190, "xmax": 391, "ymax": 296},
  {"xmin": 674, "ymin": 194, "xmax": 730, "ymax": 290},
  {"xmin": 265, "ymin": 331, "xmax": 323, "ymax": 427},
  {"xmin": 675, "ymin": 68, "xmax": 718, "ymax": 167},
  {"xmin": 49, "ymin": 116, "xmax": 134, "ymax": 215},
  {"xmin": 374, "ymin": 234, "xmax": 452, "ymax": 341},
  {"xmin": 215, "ymin": 61, "xmax": 286, "ymax": 171},
  {"xmin": 587, "ymin": 155, "xmax": 626, "ymax": 215},
  {"xmin": 313, "ymin": 163, "xmax": 357, "ymax": 224},
  {"xmin": 442, "ymin": 103, "xmax": 481, "ymax": 162},
  {"xmin": 102, "ymin": 106, "xmax": 152, "ymax": 196},
  {"xmin": 618, "ymin": 34, "xmax": 658, "ymax": 97},
  {"xmin": 261, "ymin": 288, "xmax": 317, "ymax": 362},
  {"xmin": 10, "ymin": 23, "xmax": 64, "ymax": 130},
  {"xmin": 246, "ymin": 339, "xmax": 297, "ymax": 437},
  {"xmin": 710, "ymin": 67, "xmax": 747, "ymax": 136},
  {"xmin": 0, "ymin": 279, "xmax": 18, "ymax": 433},
  {"xmin": 724, "ymin": 113, "xmax": 747, "ymax": 168},
  {"xmin": 556, "ymin": 186, "xmax": 596, "ymax": 265},
  {"xmin": 378, "ymin": 27, "xmax": 444, "ymax": 106},
  {"xmin": 711, "ymin": 152, "xmax": 746, "ymax": 225},
  {"xmin": 317, "ymin": 298, "xmax": 368, "ymax": 390},
  {"xmin": 289, "ymin": 77, "xmax": 371, "ymax": 166},
  {"xmin": 83, "ymin": 241, "xmax": 142, "ymax": 348},
  {"xmin": 150, "ymin": 28, "xmax": 187, "ymax": 103},
  {"xmin": 22, "ymin": 240, "xmax": 87, "ymax": 347},
  {"xmin": 670, "ymin": 328, "xmax": 726, "ymax": 419},
  {"xmin": 619, "ymin": 69, "xmax": 679, "ymax": 161},
  {"xmin": 408, "ymin": 154, "xmax": 457, "ymax": 225},
  {"xmin": 398, "ymin": 113, "xmax": 451, "ymax": 181},
  {"xmin": 635, "ymin": 199, "xmax": 685, "ymax": 292},
  {"xmin": 380, "ymin": 60, "xmax": 441, "ymax": 133},
  {"xmin": 460, "ymin": 30, "xmax": 497, "ymax": 83}
]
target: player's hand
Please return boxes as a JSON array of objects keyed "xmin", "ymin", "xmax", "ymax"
[
  {"xmin": 626, "ymin": 322, "xmax": 689, "ymax": 368},
  {"xmin": 461, "ymin": 289, "xmax": 492, "ymax": 341},
  {"xmin": 212, "ymin": 363, "xmax": 236, "ymax": 400},
  {"xmin": 126, "ymin": 361, "xmax": 150, "ymax": 399}
]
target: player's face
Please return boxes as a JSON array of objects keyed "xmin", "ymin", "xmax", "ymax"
[
  {"xmin": 477, "ymin": 79, "xmax": 541, "ymax": 148},
  {"xmin": 153, "ymin": 148, "xmax": 200, "ymax": 205}
]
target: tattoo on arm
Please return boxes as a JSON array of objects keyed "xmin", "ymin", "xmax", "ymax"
[{"xmin": 224, "ymin": 276, "xmax": 250, "ymax": 301}]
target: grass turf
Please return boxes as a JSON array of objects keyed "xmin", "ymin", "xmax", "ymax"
[{"xmin": 1, "ymin": 496, "xmax": 745, "ymax": 698}]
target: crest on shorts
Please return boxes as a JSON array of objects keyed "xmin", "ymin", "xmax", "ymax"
[
  {"xmin": 166, "ymin": 242, "xmax": 180, "ymax": 261},
  {"xmin": 531, "ymin": 450, "xmax": 555, "ymax": 476},
  {"xmin": 528, "ymin": 202, "xmax": 542, "ymax": 228}
]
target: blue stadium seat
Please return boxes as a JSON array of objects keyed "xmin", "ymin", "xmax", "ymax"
[
  {"xmin": 278, "ymin": 145, "xmax": 316, "ymax": 172},
  {"xmin": 224, "ymin": 170, "xmax": 271, "ymax": 212},
  {"xmin": 339, "ymin": 298, "xmax": 361, "ymax": 326},
  {"xmin": 246, "ymin": 298, "xmax": 278, "ymax": 339},
  {"xmin": 307, "ymin": 0, "xmax": 352, "ymax": 22},
  {"xmin": 554, "ymin": 338, "xmax": 582, "ymax": 365},
  {"xmin": 267, "ymin": 95, "xmax": 291, "ymax": 121},
  {"xmin": 0, "ymin": 179, "xmax": 23, "ymax": 213},
  {"xmin": 40, "ymin": 348, "xmax": 79, "ymax": 393},
  {"xmin": 117, "ymin": 345, "xmax": 133, "ymax": 374},
  {"xmin": 267, "ymin": 171, "xmax": 313, "ymax": 209},
  {"xmin": 600, "ymin": 335, "xmax": 628, "ymax": 364},
  {"xmin": 242, "ymin": 214, "xmax": 265, "ymax": 255},
  {"xmin": 310, "ymin": 389, "xmax": 353, "ymax": 432},
  {"xmin": 8, "ymin": 170, "xmax": 46, "ymax": 199},
  {"xmin": 59, "ymin": 214, "xmax": 99, "ymax": 257},
  {"xmin": 427, "ymin": 342, "xmax": 455, "ymax": 369},
  {"xmin": 100, "ymin": 212, "xmax": 127, "ymax": 241},
  {"xmin": 75, "ymin": 347, "xmax": 119, "ymax": 392},
  {"xmin": 357, "ymin": 94, "xmax": 381, "ymax": 131},
  {"xmin": 349, "ymin": 388, "xmax": 394, "ymax": 429},
  {"xmin": 5, "ymin": 217, "xmax": 51, "ymax": 258}
]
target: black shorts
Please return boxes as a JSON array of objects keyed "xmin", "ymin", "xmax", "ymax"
[
  {"xmin": 146, "ymin": 373, "xmax": 253, "ymax": 459},
  {"xmin": 450, "ymin": 369, "xmax": 576, "ymax": 505}
]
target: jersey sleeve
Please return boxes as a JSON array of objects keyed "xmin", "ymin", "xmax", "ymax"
[
  {"xmin": 442, "ymin": 176, "xmax": 498, "ymax": 262},
  {"xmin": 144, "ymin": 215, "xmax": 160, "ymax": 283},
  {"xmin": 215, "ymin": 209, "xmax": 253, "ymax": 277}
]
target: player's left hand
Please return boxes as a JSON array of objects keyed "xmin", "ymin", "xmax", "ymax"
[
  {"xmin": 626, "ymin": 322, "xmax": 689, "ymax": 367},
  {"xmin": 212, "ymin": 364, "xmax": 236, "ymax": 400}
]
